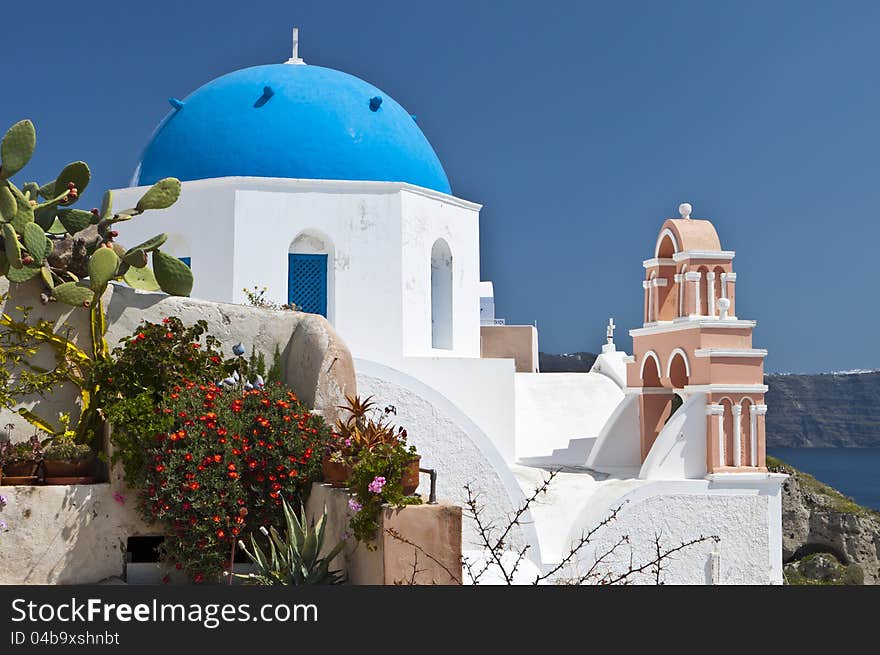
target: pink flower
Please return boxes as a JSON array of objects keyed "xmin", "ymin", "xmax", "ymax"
[
  {"xmin": 368, "ymin": 476, "xmax": 386, "ymax": 494},
  {"xmin": 347, "ymin": 498, "xmax": 362, "ymax": 512},
  {"xmin": 113, "ymin": 493, "xmax": 125, "ymax": 505}
]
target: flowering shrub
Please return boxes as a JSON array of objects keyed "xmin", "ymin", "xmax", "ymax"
[
  {"xmin": 347, "ymin": 437, "xmax": 420, "ymax": 544},
  {"xmin": 0, "ymin": 434, "xmax": 43, "ymax": 469},
  {"xmin": 138, "ymin": 381, "xmax": 332, "ymax": 582},
  {"xmin": 91, "ymin": 317, "xmax": 245, "ymax": 485}
]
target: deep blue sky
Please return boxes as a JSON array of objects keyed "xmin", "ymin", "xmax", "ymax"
[{"xmin": 2, "ymin": 1, "xmax": 876, "ymax": 373}]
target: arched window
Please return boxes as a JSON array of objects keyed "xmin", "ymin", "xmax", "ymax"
[
  {"xmin": 741, "ymin": 399, "xmax": 754, "ymax": 466},
  {"xmin": 640, "ymin": 351, "xmax": 662, "ymax": 387},
  {"xmin": 431, "ymin": 239, "xmax": 453, "ymax": 349},
  {"xmin": 698, "ymin": 266, "xmax": 710, "ymax": 316},
  {"xmin": 667, "ymin": 349, "xmax": 690, "ymax": 389},
  {"xmin": 713, "ymin": 266, "xmax": 725, "ymax": 316},
  {"xmin": 288, "ymin": 230, "xmax": 333, "ymax": 318},
  {"xmin": 720, "ymin": 398, "xmax": 734, "ymax": 467}
]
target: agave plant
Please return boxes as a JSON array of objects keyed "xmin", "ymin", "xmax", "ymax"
[
  {"xmin": 334, "ymin": 394, "xmax": 404, "ymax": 454},
  {"xmin": 235, "ymin": 498, "xmax": 345, "ymax": 585}
]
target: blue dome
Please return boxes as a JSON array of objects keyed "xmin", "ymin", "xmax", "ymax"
[{"xmin": 135, "ymin": 64, "xmax": 451, "ymax": 194}]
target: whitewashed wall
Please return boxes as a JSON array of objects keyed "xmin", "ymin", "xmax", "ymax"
[{"xmin": 400, "ymin": 190, "xmax": 481, "ymax": 358}]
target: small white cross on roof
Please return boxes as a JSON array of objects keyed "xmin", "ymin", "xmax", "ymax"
[
  {"xmin": 606, "ymin": 318, "xmax": 615, "ymax": 343},
  {"xmin": 286, "ymin": 27, "xmax": 306, "ymax": 65}
]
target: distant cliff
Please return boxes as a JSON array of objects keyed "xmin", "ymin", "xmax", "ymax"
[
  {"xmin": 539, "ymin": 353, "xmax": 880, "ymax": 448},
  {"xmin": 765, "ymin": 371, "xmax": 880, "ymax": 448}
]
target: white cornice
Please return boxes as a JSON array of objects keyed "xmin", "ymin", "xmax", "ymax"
[
  {"xmin": 694, "ymin": 348, "xmax": 768, "ymax": 358},
  {"xmin": 642, "ymin": 257, "xmax": 675, "ymax": 269},
  {"xmin": 630, "ymin": 318, "xmax": 756, "ymax": 337},
  {"xmin": 673, "ymin": 250, "xmax": 735, "ymax": 262},
  {"xmin": 116, "ymin": 176, "xmax": 484, "ymax": 212},
  {"xmin": 684, "ymin": 384, "xmax": 768, "ymax": 393}
]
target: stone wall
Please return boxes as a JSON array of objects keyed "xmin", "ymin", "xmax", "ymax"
[{"xmin": 0, "ymin": 279, "xmax": 357, "ymax": 436}]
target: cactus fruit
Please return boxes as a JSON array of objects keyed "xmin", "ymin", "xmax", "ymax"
[
  {"xmin": 0, "ymin": 185, "xmax": 16, "ymax": 220},
  {"xmin": 3, "ymin": 223, "xmax": 22, "ymax": 268},
  {"xmin": 122, "ymin": 264, "xmax": 160, "ymax": 292},
  {"xmin": 53, "ymin": 161, "xmax": 90, "ymax": 201},
  {"xmin": 87, "ymin": 246, "xmax": 119, "ymax": 290},
  {"xmin": 0, "ymin": 120, "xmax": 36, "ymax": 179},
  {"xmin": 22, "ymin": 222, "xmax": 48, "ymax": 264},
  {"xmin": 152, "ymin": 249, "xmax": 193, "ymax": 296},
  {"xmin": 52, "ymin": 281, "xmax": 94, "ymax": 306},
  {"xmin": 136, "ymin": 178, "xmax": 181, "ymax": 212}
]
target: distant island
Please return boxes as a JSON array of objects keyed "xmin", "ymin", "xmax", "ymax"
[{"xmin": 538, "ymin": 353, "xmax": 880, "ymax": 448}]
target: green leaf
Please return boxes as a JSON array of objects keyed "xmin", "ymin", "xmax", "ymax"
[
  {"xmin": 21, "ymin": 223, "xmax": 48, "ymax": 263},
  {"xmin": 52, "ymin": 281, "xmax": 93, "ymax": 306},
  {"xmin": 128, "ymin": 232, "xmax": 167, "ymax": 252},
  {"xmin": 10, "ymin": 194, "xmax": 34, "ymax": 233},
  {"xmin": 0, "ymin": 120, "xmax": 36, "ymax": 179},
  {"xmin": 0, "ymin": 184, "xmax": 15, "ymax": 221},
  {"xmin": 3, "ymin": 222, "xmax": 21, "ymax": 268},
  {"xmin": 53, "ymin": 161, "xmax": 90, "ymax": 200},
  {"xmin": 136, "ymin": 177, "xmax": 181, "ymax": 211},
  {"xmin": 6, "ymin": 263, "xmax": 40, "ymax": 283},
  {"xmin": 122, "ymin": 262, "xmax": 160, "ymax": 291},
  {"xmin": 57, "ymin": 208, "xmax": 93, "ymax": 234},
  {"xmin": 87, "ymin": 246, "xmax": 119, "ymax": 290},
  {"xmin": 100, "ymin": 189, "xmax": 113, "ymax": 219},
  {"xmin": 152, "ymin": 249, "xmax": 193, "ymax": 296}
]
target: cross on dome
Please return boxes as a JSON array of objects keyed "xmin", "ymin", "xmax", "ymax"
[
  {"xmin": 606, "ymin": 317, "xmax": 616, "ymax": 344},
  {"xmin": 285, "ymin": 27, "xmax": 306, "ymax": 65}
]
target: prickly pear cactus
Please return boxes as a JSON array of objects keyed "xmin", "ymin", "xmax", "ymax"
[{"xmin": 0, "ymin": 119, "xmax": 195, "ymax": 307}]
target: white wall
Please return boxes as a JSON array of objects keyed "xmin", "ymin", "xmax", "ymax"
[
  {"xmin": 586, "ymin": 393, "xmax": 642, "ymax": 471},
  {"xmin": 400, "ymin": 356, "xmax": 517, "ymax": 462},
  {"xmin": 355, "ymin": 359, "xmax": 540, "ymax": 561},
  {"xmin": 638, "ymin": 392, "xmax": 708, "ymax": 480},
  {"xmin": 561, "ymin": 477, "xmax": 785, "ymax": 584},
  {"xmin": 112, "ymin": 180, "xmax": 236, "ymax": 302},
  {"xmin": 400, "ymin": 190, "xmax": 481, "ymax": 359},
  {"xmin": 514, "ymin": 373, "xmax": 624, "ymax": 461}
]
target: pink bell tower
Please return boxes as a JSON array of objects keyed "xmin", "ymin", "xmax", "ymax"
[{"xmin": 625, "ymin": 203, "xmax": 768, "ymax": 473}]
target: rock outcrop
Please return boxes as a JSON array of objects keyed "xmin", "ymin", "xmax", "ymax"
[{"xmin": 773, "ymin": 456, "xmax": 880, "ymax": 584}]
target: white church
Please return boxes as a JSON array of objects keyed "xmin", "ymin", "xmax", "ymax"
[{"xmin": 113, "ymin": 32, "xmax": 786, "ymax": 584}]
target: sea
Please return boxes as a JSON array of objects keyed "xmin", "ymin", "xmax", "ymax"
[{"xmin": 768, "ymin": 447, "xmax": 880, "ymax": 512}]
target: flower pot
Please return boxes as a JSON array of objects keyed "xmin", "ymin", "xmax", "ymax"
[
  {"xmin": 2, "ymin": 460, "xmax": 38, "ymax": 478},
  {"xmin": 322, "ymin": 454, "xmax": 353, "ymax": 488},
  {"xmin": 43, "ymin": 456, "xmax": 95, "ymax": 485},
  {"xmin": 401, "ymin": 455, "xmax": 422, "ymax": 496}
]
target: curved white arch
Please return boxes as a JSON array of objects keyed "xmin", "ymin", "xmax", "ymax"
[
  {"xmin": 666, "ymin": 347, "xmax": 691, "ymax": 379},
  {"xmin": 639, "ymin": 350, "xmax": 662, "ymax": 380},
  {"xmin": 654, "ymin": 228, "xmax": 680, "ymax": 258}
]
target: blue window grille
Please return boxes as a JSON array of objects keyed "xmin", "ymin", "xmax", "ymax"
[
  {"xmin": 288, "ymin": 253, "xmax": 327, "ymax": 316},
  {"xmin": 178, "ymin": 257, "xmax": 191, "ymax": 268}
]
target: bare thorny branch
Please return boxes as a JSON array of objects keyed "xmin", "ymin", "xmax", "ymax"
[{"xmin": 463, "ymin": 471, "xmax": 720, "ymax": 585}]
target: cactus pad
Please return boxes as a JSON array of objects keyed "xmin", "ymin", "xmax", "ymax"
[
  {"xmin": 152, "ymin": 249, "xmax": 193, "ymax": 296},
  {"xmin": 40, "ymin": 264, "xmax": 54, "ymax": 289},
  {"xmin": 87, "ymin": 246, "xmax": 119, "ymax": 290},
  {"xmin": 0, "ymin": 251, "xmax": 7, "ymax": 276},
  {"xmin": 129, "ymin": 233, "xmax": 168, "ymax": 252},
  {"xmin": 57, "ymin": 208, "xmax": 92, "ymax": 234},
  {"xmin": 52, "ymin": 281, "xmax": 93, "ymax": 306},
  {"xmin": 136, "ymin": 178, "xmax": 181, "ymax": 211},
  {"xmin": 7, "ymin": 263, "xmax": 40, "ymax": 283},
  {"xmin": 53, "ymin": 161, "xmax": 90, "ymax": 199},
  {"xmin": 10, "ymin": 195, "xmax": 34, "ymax": 233},
  {"xmin": 0, "ymin": 120, "xmax": 36, "ymax": 179},
  {"xmin": 0, "ymin": 185, "xmax": 15, "ymax": 221},
  {"xmin": 3, "ymin": 223, "xmax": 22, "ymax": 268},
  {"xmin": 123, "ymin": 248, "xmax": 148, "ymax": 268},
  {"xmin": 123, "ymin": 264, "xmax": 161, "ymax": 291},
  {"xmin": 100, "ymin": 189, "xmax": 113, "ymax": 220},
  {"xmin": 22, "ymin": 223, "xmax": 48, "ymax": 263}
]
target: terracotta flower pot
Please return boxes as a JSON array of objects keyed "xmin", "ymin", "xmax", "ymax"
[
  {"xmin": 44, "ymin": 457, "xmax": 93, "ymax": 479},
  {"xmin": 322, "ymin": 454, "xmax": 353, "ymax": 488},
  {"xmin": 2, "ymin": 460, "xmax": 38, "ymax": 478},
  {"xmin": 401, "ymin": 455, "xmax": 422, "ymax": 496}
]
